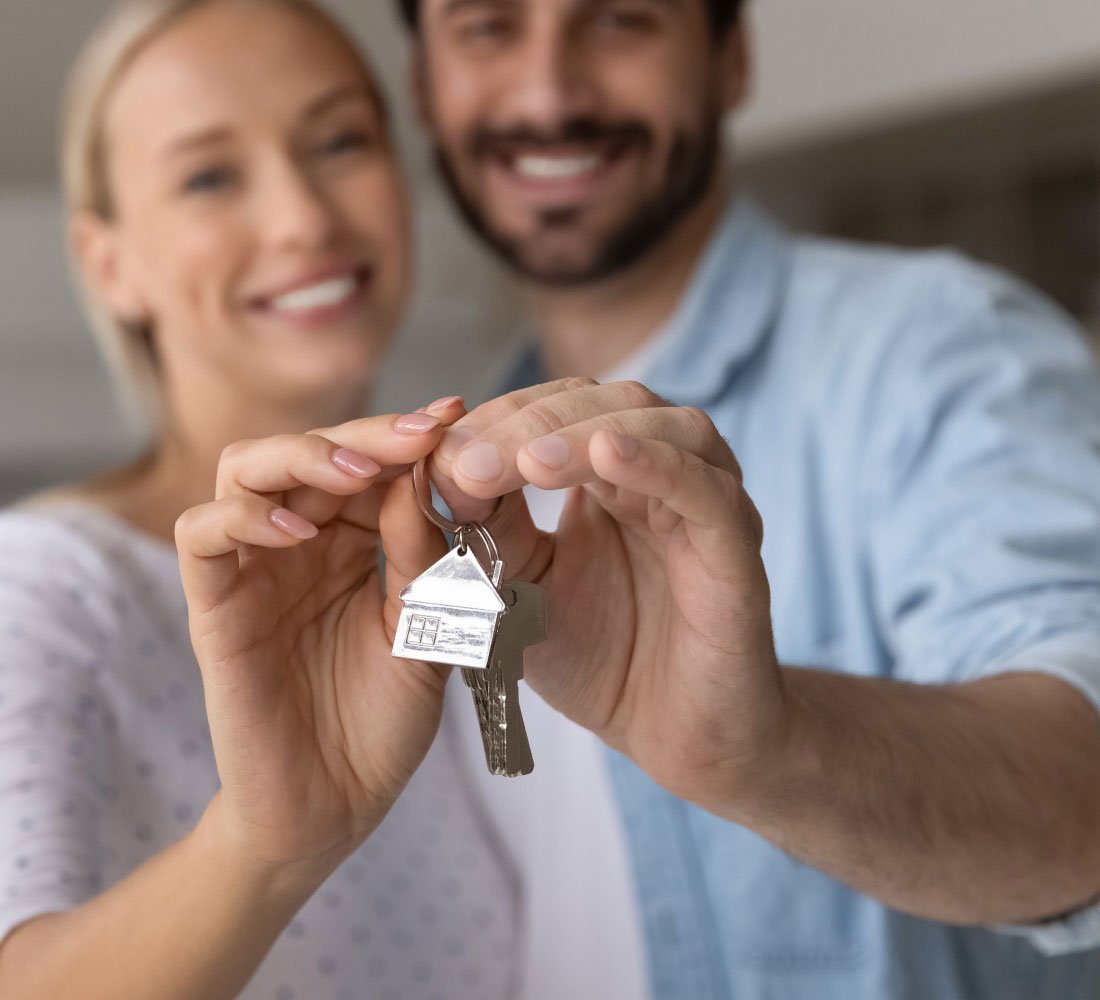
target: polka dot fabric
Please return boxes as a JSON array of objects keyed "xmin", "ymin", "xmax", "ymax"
[{"xmin": 0, "ymin": 504, "xmax": 519, "ymax": 998}]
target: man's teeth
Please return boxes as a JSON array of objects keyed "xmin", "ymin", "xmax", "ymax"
[
  {"xmin": 271, "ymin": 275, "xmax": 358, "ymax": 313},
  {"xmin": 514, "ymin": 154, "xmax": 603, "ymax": 180}
]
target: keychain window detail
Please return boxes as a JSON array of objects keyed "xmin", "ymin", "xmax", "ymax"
[{"xmin": 405, "ymin": 616, "xmax": 442, "ymax": 648}]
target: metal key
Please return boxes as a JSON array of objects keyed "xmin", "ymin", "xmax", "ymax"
[
  {"xmin": 462, "ymin": 581, "xmax": 547, "ymax": 777},
  {"xmin": 396, "ymin": 458, "xmax": 549, "ymax": 777}
]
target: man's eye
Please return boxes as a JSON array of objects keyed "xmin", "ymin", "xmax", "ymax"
[
  {"xmin": 183, "ymin": 166, "xmax": 234, "ymax": 194},
  {"xmin": 594, "ymin": 8, "xmax": 658, "ymax": 36},
  {"xmin": 457, "ymin": 16, "xmax": 515, "ymax": 44}
]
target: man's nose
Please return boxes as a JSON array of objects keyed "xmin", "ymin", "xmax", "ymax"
[{"xmin": 502, "ymin": 29, "xmax": 596, "ymax": 131}]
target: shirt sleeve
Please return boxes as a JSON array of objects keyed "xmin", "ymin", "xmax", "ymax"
[
  {"xmin": 0, "ymin": 514, "xmax": 115, "ymax": 947},
  {"xmin": 860, "ymin": 260, "xmax": 1100, "ymax": 953}
]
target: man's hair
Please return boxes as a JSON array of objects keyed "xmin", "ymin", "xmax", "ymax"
[{"xmin": 396, "ymin": 0, "xmax": 745, "ymax": 37}]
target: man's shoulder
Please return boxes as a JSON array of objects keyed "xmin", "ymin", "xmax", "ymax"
[
  {"xmin": 784, "ymin": 232, "xmax": 1034, "ymax": 329},
  {"xmin": 699, "ymin": 223, "xmax": 1098, "ymax": 464},
  {"xmin": 772, "ymin": 230, "xmax": 1082, "ymax": 380}
]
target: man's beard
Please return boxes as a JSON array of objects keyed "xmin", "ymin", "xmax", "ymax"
[{"xmin": 432, "ymin": 105, "xmax": 723, "ymax": 288}]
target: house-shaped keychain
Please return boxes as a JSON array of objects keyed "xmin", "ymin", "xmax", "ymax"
[{"xmin": 391, "ymin": 545, "xmax": 507, "ymax": 670}]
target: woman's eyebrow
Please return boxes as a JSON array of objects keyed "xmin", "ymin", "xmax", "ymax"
[
  {"xmin": 300, "ymin": 82, "xmax": 376, "ymax": 121},
  {"xmin": 160, "ymin": 125, "xmax": 233, "ymax": 160},
  {"xmin": 156, "ymin": 84, "xmax": 374, "ymax": 160}
]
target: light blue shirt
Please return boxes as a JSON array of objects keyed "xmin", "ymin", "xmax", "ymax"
[{"xmin": 510, "ymin": 196, "xmax": 1100, "ymax": 999}]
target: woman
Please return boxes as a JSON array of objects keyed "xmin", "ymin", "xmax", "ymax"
[{"xmin": 0, "ymin": 2, "xmax": 518, "ymax": 997}]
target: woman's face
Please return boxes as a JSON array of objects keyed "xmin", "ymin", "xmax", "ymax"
[{"xmin": 85, "ymin": 0, "xmax": 409, "ymax": 407}]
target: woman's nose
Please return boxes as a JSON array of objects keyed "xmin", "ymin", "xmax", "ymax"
[{"xmin": 258, "ymin": 160, "xmax": 340, "ymax": 253}]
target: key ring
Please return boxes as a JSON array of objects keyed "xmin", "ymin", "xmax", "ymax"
[
  {"xmin": 454, "ymin": 521, "xmax": 501, "ymax": 567},
  {"xmin": 412, "ymin": 456, "xmax": 504, "ymax": 534}
]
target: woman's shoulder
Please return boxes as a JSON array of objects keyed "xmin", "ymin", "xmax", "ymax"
[
  {"xmin": 0, "ymin": 491, "xmax": 177, "ymax": 593},
  {"xmin": 0, "ymin": 494, "xmax": 185, "ymax": 669}
]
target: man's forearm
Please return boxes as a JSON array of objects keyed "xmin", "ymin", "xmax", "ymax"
[
  {"xmin": 0, "ymin": 793, "xmax": 347, "ymax": 1000},
  {"xmin": 716, "ymin": 668, "xmax": 1100, "ymax": 926}
]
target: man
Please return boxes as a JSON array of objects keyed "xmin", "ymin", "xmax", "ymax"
[{"xmin": 398, "ymin": 1, "xmax": 1100, "ymax": 997}]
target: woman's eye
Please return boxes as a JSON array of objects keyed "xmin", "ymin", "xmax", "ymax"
[
  {"xmin": 317, "ymin": 130, "xmax": 374, "ymax": 157},
  {"xmin": 183, "ymin": 166, "xmax": 234, "ymax": 195}
]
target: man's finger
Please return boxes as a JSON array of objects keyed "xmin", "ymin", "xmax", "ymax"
[
  {"xmin": 418, "ymin": 462, "xmax": 552, "ymax": 588},
  {"xmin": 435, "ymin": 376, "xmax": 604, "ymax": 467},
  {"xmin": 448, "ymin": 399, "xmax": 740, "ymax": 499},
  {"xmin": 586, "ymin": 430, "xmax": 763, "ymax": 574}
]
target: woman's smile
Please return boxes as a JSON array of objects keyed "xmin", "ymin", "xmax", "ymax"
[{"xmin": 247, "ymin": 263, "xmax": 375, "ymax": 332}]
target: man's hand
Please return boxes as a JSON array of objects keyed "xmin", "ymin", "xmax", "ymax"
[
  {"xmin": 427, "ymin": 380, "xmax": 1100, "ymax": 928},
  {"xmin": 429, "ymin": 378, "xmax": 787, "ymax": 808}
]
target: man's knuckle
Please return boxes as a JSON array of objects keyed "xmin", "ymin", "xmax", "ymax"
[
  {"xmin": 726, "ymin": 483, "xmax": 764, "ymax": 548},
  {"xmin": 522, "ymin": 400, "xmax": 568, "ymax": 437},
  {"xmin": 679, "ymin": 406, "xmax": 715, "ymax": 438},
  {"xmin": 616, "ymin": 380, "xmax": 658, "ymax": 408},
  {"xmin": 541, "ymin": 376, "xmax": 596, "ymax": 398},
  {"xmin": 669, "ymin": 445, "xmax": 693, "ymax": 486},
  {"xmin": 748, "ymin": 497, "xmax": 765, "ymax": 548}
]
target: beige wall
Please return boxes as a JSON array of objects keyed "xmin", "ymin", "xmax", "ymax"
[{"xmin": 739, "ymin": 0, "xmax": 1100, "ymax": 153}]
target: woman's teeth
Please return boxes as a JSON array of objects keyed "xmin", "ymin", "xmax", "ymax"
[
  {"xmin": 514, "ymin": 154, "xmax": 603, "ymax": 180},
  {"xmin": 270, "ymin": 275, "xmax": 358, "ymax": 313}
]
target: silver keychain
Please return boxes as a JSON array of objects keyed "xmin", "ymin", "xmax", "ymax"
[{"xmin": 391, "ymin": 459, "xmax": 546, "ymax": 776}]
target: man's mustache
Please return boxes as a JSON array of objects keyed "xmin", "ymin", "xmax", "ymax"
[{"xmin": 468, "ymin": 119, "xmax": 652, "ymax": 158}]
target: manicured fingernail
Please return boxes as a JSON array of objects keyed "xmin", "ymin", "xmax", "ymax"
[
  {"xmin": 456, "ymin": 441, "xmax": 503, "ymax": 482},
  {"xmin": 527, "ymin": 434, "xmax": 571, "ymax": 470},
  {"xmin": 608, "ymin": 430, "xmax": 639, "ymax": 461},
  {"xmin": 269, "ymin": 508, "xmax": 318, "ymax": 540},
  {"xmin": 395, "ymin": 412, "xmax": 441, "ymax": 434},
  {"xmin": 331, "ymin": 448, "xmax": 381, "ymax": 478},
  {"xmin": 423, "ymin": 395, "xmax": 463, "ymax": 414},
  {"xmin": 439, "ymin": 425, "xmax": 476, "ymax": 462}
]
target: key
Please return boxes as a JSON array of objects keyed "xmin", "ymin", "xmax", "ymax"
[
  {"xmin": 394, "ymin": 460, "xmax": 549, "ymax": 777},
  {"xmin": 462, "ymin": 581, "xmax": 547, "ymax": 777}
]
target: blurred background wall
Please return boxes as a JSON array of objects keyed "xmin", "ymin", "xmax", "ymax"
[{"xmin": 1, "ymin": 0, "xmax": 1099, "ymax": 503}]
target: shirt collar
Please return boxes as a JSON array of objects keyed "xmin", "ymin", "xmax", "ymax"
[
  {"xmin": 503, "ymin": 194, "xmax": 790, "ymax": 405},
  {"xmin": 641, "ymin": 193, "xmax": 790, "ymax": 406}
]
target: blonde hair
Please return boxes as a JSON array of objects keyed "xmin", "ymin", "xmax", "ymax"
[{"xmin": 61, "ymin": 0, "xmax": 382, "ymax": 431}]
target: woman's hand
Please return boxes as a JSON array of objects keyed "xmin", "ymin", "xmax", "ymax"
[{"xmin": 174, "ymin": 403, "xmax": 461, "ymax": 874}]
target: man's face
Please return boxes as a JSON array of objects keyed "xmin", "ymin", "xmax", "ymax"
[{"xmin": 417, "ymin": 0, "xmax": 746, "ymax": 286}]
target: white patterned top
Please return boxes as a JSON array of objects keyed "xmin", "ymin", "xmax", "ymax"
[{"xmin": 0, "ymin": 502, "xmax": 519, "ymax": 1000}]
